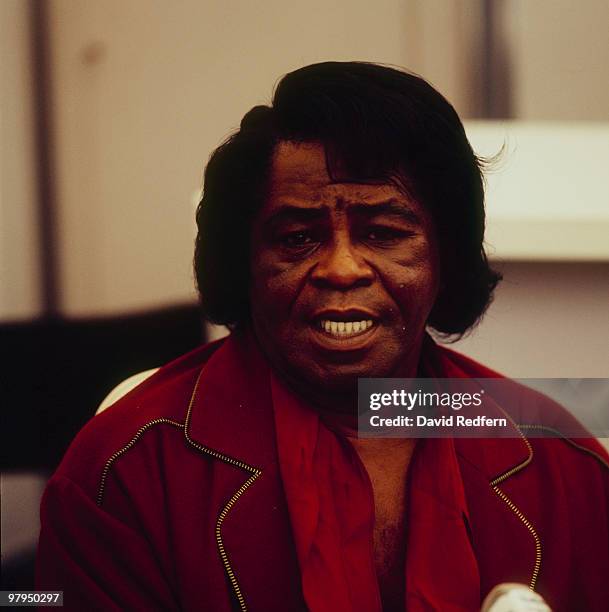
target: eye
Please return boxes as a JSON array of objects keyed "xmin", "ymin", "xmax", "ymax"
[
  {"xmin": 280, "ymin": 230, "xmax": 317, "ymax": 249},
  {"xmin": 363, "ymin": 226, "xmax": 411, "ymax": 243}
]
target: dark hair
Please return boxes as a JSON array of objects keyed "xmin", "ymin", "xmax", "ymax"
[{"xmin": 195, "ymin": 61, "xmax": 501, "ymax": 338}]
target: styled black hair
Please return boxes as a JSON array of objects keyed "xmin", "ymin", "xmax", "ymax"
[{"xmin": 195, "ymin": 61, "xmax": 501, "ymax": 338}]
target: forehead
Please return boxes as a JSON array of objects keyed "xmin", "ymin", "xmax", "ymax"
[{"xmin": 267, "ymin": 141, "xmax": 408, "ymax": 205}]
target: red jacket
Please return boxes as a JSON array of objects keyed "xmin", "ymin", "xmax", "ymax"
[{"xmin": 37, "ymin": 330, "xmax": 609, "ymax": 611}]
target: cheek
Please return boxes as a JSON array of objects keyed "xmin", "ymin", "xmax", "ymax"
[
  {"xmin": 400, "ymin": 267, "xmax": 438, "ymax": 313},
  {"xmin": 249, "ymin": 255, "xmax": 308, "ymax": 326},
  {"xmin": 376, "ymin": 251, "xmax": 439, "ymax": 322},
  {"xmin": 403, "ymin": 237, "xmax": 439, "ymax": 294}
]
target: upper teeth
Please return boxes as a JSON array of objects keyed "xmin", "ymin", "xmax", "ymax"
[{"xmin": 320, "ymin": 319, "xmax": 374, "ymax": 336}]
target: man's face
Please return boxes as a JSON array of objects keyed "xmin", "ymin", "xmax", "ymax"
[{"xmin": 249, "ymin": 142, "xmax": 439, "ymax": 398}]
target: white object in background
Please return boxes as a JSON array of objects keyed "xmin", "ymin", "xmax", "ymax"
[
  {"xmin": 481, "ymin": 583, "xmax": 551, "ymax": 612},
  {"xmin": 96, "ymin": 368, "xmax": 159, "ymax": 415},
  {"xmin": 465, "ymin": 121, "xmax": 609, "ymax": 261}
]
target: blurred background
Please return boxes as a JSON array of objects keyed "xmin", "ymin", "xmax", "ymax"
[{"xmin": 2, "ymin": 0, "xmax": 608, "ymax": 591}]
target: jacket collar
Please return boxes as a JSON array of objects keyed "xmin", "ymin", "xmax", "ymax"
[
  {"xmin": 185, "ymin": 327, "xmax": 278, "ymax": 473},
  {"xmin": 184, "ymin": 328, "xmax": 307, "ymax": 611},
  {"xmin": 420, "ymin": 334, "xmax": 533, "ymax": 485}
]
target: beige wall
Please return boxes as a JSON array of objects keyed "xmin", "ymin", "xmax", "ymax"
[
  {"xmin": 507, "ymin": 0, "xmax": 609, "ymax": 120},
  {"xmin": 399, "ymin": 0, "xmax": 609, "ymax": 121},
  {"xmin": 402, "ymin": 0, "xmax": 486, "ymax": 118},
  {"xmin": 454, "ymin": 262, "xmax": 609, "ymax": 378},
  {"xmin": 0, "ymin": 0, "xmax": 41, "ymax": 320}
]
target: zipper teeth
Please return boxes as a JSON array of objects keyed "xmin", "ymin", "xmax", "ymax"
[
  {"xmin": 491, "ymin": 485, "xmax": 541, "ymax": 590},
  {"xmin": 97, "ymin": 418, "xmax": 183, "ymax": 507},
  {"xmin": 489, "ymin": 421, "xmax": 609, "ymax": 593},
  {"xmin": 183, "ymin": 369, "xmax": 261, "ymax": 475},
  {"xmin": 489, "ymin": 407, "xmax": 534, "ymax": 487},
  {"xmin": 217, "ymin": 473, "xmax": 260, "ymax": 610},
  {"xmin": 96, "ymin": 368, "xmax": 261, "ymax": 611},
  {"xmin": 482, "ymin": 406, "xmax": 542, "ymax": 589},
  {"xmin": 518, "ymin": 424, "xmax": 609, "ymax": 470},
  {"xmin": 183, "ymin": 368, "xmax": 262, "ymax": 612},
  {"xmin": 184, "ymin": 436, "xmax": 261, "ymax": 612},
  {"xmin": 490, "ymin": 434, "xmax": 534, "ymax": 486}
]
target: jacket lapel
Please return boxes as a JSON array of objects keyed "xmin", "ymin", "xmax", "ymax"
[
  {"xmin": 184, "ymin": 329, "xmax": 306, "ymax": 611},
  {"xmin": 456, "ymin": 436, "xmax": 539, "ymax": 597},
  {"xmin": 427, "ymin": 337, "xmax": 541, "ymax": 596}
]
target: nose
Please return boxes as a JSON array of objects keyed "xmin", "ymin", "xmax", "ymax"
[{"xmin": 310, "ymin": 236, "xmax": 374, "ymax": 290}]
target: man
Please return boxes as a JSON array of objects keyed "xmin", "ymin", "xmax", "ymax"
[{"xmin": 37, "ymin": 62, "xmax": 609, "ymax": 611}]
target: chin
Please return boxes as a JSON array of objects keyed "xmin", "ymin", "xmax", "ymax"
[
  {"xmin": 270, "ymin": 333, "xmax": 398, "ymax": 394},
  {"xmin": 296, "ymin": 361, "xmax": 377, "ymax": 396}
]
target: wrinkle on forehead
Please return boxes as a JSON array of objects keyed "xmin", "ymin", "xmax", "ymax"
[
  {"xmin": 269, "ymin": 141, "xmax": 414, "ymax": 208},
  {"xmin": 270, "ymin": 141, "xmax": 328, "ymax": 187}
]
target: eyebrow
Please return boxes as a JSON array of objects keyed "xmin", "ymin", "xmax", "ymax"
[
  {"xmin": 264, "ymin": 199, "xmax": 421, "ymax": 228},
  {"xmin": 348, "ymin": 200, "xmax": 421, "ymax": 224},
  {"xmin": 264, "ymin": 206, "xmax": 327, "ymax": 228}
]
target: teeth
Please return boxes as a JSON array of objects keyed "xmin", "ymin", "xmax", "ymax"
[{"xmin": 319, "ymin": 319, "xmax": 375, "ymax": 337}]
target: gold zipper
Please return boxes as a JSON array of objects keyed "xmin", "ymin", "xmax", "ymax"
[
  {"xmin": 496, "ymin": 421, "xmax": 609, "ymax": 591},
  {"xmin": 483, "ymin": 420, "xmax": 608, "ymax": 593},
  {"xmin": 518, "ymin": 424, "xmax": 609, "ymax": 470},
  {"xmin": 489, "ymin": 411, "xmax": 534, "ymax": 487},
  {"xmin": 95, "ymin": 368, "xmax": 261, "ymax": 611},
  {"xmin": 183, "ymin": 369, "xmax": 262, "ymax": 612},
  {"xmin": 485, "ymin": 407, "xmax": 541, "ymax": 589},
  {"xmin": 97, "ymin": 418, "xmax": 183, "ymax": 507},
  {"xmin": 182, "ymin": 430, "xmax": 261, "ymax": 612},
  {"xmin": 215, "ymin": 472, "xmax": 260, "ymax": 611},
  {"xmin": 490, "ymin": 484, "xmax": 541, "ymax": 590}
]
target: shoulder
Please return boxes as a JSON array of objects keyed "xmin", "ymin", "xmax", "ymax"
[
  {"xmin": 437, "ymin": 341, "xmax": 609, "ymax": 473},
  {"xmin": 51, "ymin": 338, "xmax": 226, "ymax": 496},
  {"xmin": 526, "ymin": 434, "xmax": 609, "ymax": 481}
]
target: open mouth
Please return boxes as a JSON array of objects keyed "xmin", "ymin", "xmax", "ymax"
[
  {"xmin": 309, "ymin": 308, "xmax": 380, "ymax": 349},
  {"xmin": 317, "ymin": 318, "xmax": 375, "ymax": 338}
]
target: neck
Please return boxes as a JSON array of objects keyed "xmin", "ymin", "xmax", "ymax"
[{"xmin": 319, "ymin": 410, "xmax": 360, "ymax": 437}]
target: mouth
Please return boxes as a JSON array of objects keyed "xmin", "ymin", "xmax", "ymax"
[
  {"xmin": 309, "ymin": 308, "xmax": 380, "ymax": 350},
  {"xmin": 317, "ymin": 318, "xmax": 375, "ymax": 338}
]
